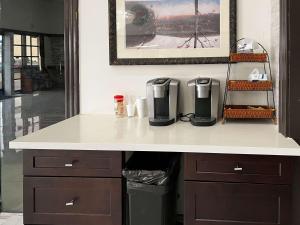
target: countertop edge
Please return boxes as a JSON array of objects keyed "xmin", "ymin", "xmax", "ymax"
[{"xmin": 9, "ymin": 141, "xmax": 300, "ymax": 157}]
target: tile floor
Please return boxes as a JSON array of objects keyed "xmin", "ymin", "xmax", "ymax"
[
  {"xmin": 0, "ymin": 90, "xmax": 65, "ymax": 212},
  {"xmin": 0, "ymin": 214, "xmax": 22, "ymax": 225}
]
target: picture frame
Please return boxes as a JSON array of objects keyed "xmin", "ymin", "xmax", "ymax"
[{"xmin": 109, "ymin": 0, "xmax": 236, "ymax": 65}]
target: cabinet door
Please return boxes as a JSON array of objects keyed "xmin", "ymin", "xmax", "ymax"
[
  {"xmin": 24, "ymin": 177, "xmax": 122, "ymax": 225},
  {"xmin": 185, "ymin": 181, "xmax": 291, "ymax": 225}
]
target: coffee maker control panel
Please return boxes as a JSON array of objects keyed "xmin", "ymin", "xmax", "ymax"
[
  {"xmin": 197, "ymin": 78, "xmax": 211, "ymax": 85},
  {"xmin": 154, "ymin": 78, "xmax": 169, "ymax": 85}
]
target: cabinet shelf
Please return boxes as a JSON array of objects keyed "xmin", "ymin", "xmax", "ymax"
[
  {"xmin": 230, "ymin": 53, "xmax": 268, "ymax": 63},
  {"xmin": 227, "ymin": 80, "xmax": 273, "ymax": 91},
  {"xmin": 223, "ymin": 105, "xmax": 276, "ymax": 120}
]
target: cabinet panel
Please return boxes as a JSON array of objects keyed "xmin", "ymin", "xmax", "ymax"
[
  {"xmin": 185, "ymin": 153, "xmax": 293, "ymax": 184},
  {"xmin": 184, "ymin": 181, "xmax": 290, "ymax": 225},
  {"xmin": 280, "ymin": 0, "xmax": 300, "ymax": 140},
  {"xmin": 24, "ymin": 150, "xmax": 122, "ymax": 177},
  {"xmin": 24, "ymin": 177, "xmax": 122, "ymax": 225}
]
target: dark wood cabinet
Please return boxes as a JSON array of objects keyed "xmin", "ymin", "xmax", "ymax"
[
  {"xmin": 23, "ymin": 150, "xmax": 123, "ymax": 225},
  {"xmin": 23, "ymin": 150, "xmax": 294, "ymax": 225},
  {"xmin": 24, "ymin": 177, "xmax": 122, "ymax": 225},
  {"xmin": 23, "ymin": 150, "xmax": 122, "ymax": 177},
  {"xmin": 185, "ymin": 181, "xmax": 290, "ymax": 225},
  {"xmin": 280, "ymin": 0, "xmax": 300, "ymax": 143},
  {"xmin": 185, "ymin": 154, "xmax": 293, "ymax": 184},
  {"xmin": 184, "ymin": 153, "xmax": 293, "ymax": 225}
]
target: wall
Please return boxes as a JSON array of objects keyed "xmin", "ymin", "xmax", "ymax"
[
  {"xmin": 271, "ymin": 0, "xmax": 280, "ymax": 114},
  {"xmin": 44, "ymin": 36, "xmax": 65, "ymax": 67},
  {"xmin": 44, "ymin": 36, "xmax": 53, "ymax": 66},
  {"xmin": 79, "ymin": 0, "xmax": 276, "ymax": 115},
  {"xmin": 0, "ymin": 0, "xmax": 64, "ymax": 34},
  {"xmin": 78, "ymin": 1, "xmax": 300, "ymax": 221}
]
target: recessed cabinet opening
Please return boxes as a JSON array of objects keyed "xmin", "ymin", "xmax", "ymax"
[{"xmin": 124, "ymin": 152, "xmax": 183, "ymax": 225}]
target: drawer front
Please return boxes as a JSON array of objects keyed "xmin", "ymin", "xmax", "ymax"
[
  {"xmin": 185, "ymin": 181, "xmax": 291, "ymax": 225},
  {"xmin": 184, "ymin": 153, "xmax": 293, "ymax": 184},
  {"xmin": 24, "ymin": 150, "xmax": 122, "ymax": 177},
  {"xmin": 24, "ymin": 177, "xmax": 122, "ymax": 225}
]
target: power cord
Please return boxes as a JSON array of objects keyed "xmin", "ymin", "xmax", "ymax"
[{"xmin": 179, "ymin": 113, "xmax": 195, "ymax": 122}]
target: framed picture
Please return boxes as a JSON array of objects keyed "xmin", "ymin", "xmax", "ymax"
[{"xmin": 109, "ymin": 0, "xmax": 236, "ymax": 65}]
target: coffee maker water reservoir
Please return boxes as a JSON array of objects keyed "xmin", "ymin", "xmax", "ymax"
[
  {"xmin": 188, "ymin": 78, "xmax": 220, "ymax": 126},
  {"xmin": 147, "ymin": 78, "xmax": 180, "ymax": 126}
]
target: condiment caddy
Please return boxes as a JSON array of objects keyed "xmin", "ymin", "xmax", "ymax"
[{"xmin": 222, "ymin": 38, "xmax": 277, "ymax": 124}]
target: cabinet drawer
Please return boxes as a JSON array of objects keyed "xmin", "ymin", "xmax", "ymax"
[
  {"xmin": 185, "ymin": 181, "xmax": 291, "ymax": 225},
  {"xmin": 24, "ymin": 177, "xmax": 122, "ymax": 225},
  {"xmin": 184, "ymin": 153, "xmax": 293, "ymax": 184},
  {"xmin": 24, "ymin": 150, "xmax": 122, "ymax": 177}
]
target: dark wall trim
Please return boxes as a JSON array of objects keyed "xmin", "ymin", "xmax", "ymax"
[
  {"xmin": 279, "ymin": 0, "xmax": 289, "ymax": 136},
  {"xmin": 64, "ymin": 0, "xmax": 80, "ymax": 118},
  {"xmin": 279, "ymin": 0, "xmax": 300, "ymax": 141}
]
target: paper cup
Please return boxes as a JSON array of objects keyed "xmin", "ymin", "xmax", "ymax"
[
  {"xmin": 126, "ymin": 104, "xmax": 136, "ymax": 117},
  {"xmin": 136, "ymin": 97, "xmax": 148, "ymax": 118}
]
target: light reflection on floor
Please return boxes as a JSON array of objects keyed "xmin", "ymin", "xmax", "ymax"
[
  {"xmin": 0, "ymin": 213, "xmax": 22, "ymax": 225},
  {"xmin": 0, "ymin": 90, "xmax": 65, "ymax": 212}
]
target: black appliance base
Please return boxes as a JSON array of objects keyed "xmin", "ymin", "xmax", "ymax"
[
  {"xmin": 149, "ymin": 118, "xmax": 175, "ymax": 126},
  {"xmin": 191, "ymin": 117, "xmax": 216, "ymax": 127}
]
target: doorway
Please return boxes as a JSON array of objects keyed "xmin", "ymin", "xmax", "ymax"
[{"xmin": 0, "ymin": 0, "xmax": 79, "ymax": 213}]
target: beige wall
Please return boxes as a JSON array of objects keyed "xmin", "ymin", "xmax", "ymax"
[
  {"xmin": 271, "ymin": 0, "xmax": 280, "ymax": 112},
  {"xmin": 79, "ymin": 0, "xmax": 277, "ymax": 115}
]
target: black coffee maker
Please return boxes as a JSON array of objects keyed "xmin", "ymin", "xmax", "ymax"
[
  {"xmin": 188, "ymin": 78, "xmax": 220, "ymax": 126},
  {"xmin": 147, "ymin": 78, "xmax": 180, "ymax": 126}
]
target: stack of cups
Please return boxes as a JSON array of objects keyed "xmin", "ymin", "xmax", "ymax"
[
  {"xmin": 125, "ymin": 96, "xmax": 148, "ymax": 118},
  {"xmin": 136, "ymin": 97, "xmax": 148, "ymax": 118}
]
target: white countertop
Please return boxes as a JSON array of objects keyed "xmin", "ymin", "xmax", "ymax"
[{"xmin": 9, "ymin": 114, "xmax": 300, "ymax": 156}]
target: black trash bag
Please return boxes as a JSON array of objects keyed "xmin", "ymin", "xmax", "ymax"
[{"xmin": 123, "ymin": 152, "xmax": 180, "ymax": 186}]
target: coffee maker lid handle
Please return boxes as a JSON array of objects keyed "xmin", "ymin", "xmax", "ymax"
[{"xmin": 187, "ymin": 79, "xmax": 197, "ymax": 87}]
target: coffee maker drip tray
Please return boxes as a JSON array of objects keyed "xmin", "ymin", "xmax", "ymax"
[
  {"xmin": 191, "ymin": 117, "xmax": 217, "ymax": 127},
  {"xmin": 149, "ymin": 118, "xmax": 175, "ymax": 127}
]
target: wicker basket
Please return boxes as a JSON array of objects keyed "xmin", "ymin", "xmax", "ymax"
[
  {"xmin": 230, "ymin": 53, "xmax": 268, "ymax": 62},
  {"xmin": 224, "ymin": 105, "xmax": 275, "ymax": 119},
  {"xmin": 227, "ymin": 80, "xmax": 273, "ymax": 91}
]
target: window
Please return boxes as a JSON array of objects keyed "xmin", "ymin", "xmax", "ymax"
[
  {"xmin": 13, "ymin": 34, "xmax": 41, "ymax": 69},
  {"xmin": 13, "ymin": 34, "xmax": 41, "ymax": 92},
  {"xmin": 25, "ymin": 36, "xmax": 40, "ymax": 68},
  {"xmin": 13, "ymin": 34, "xmax": 22, "ymax": 92}
]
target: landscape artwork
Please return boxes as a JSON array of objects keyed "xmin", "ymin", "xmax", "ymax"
[
  {"xmin": 110, "ymin": 0, "xmax": 236, "ymax": 65},
  {"xmin": 125, "ymin": 0, "xmax": 221, "ymax": 49}
]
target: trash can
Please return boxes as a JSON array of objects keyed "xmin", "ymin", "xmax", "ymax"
[{"xmin": 123, "ymin": 152, "xmax": 180, "ymax": 225}]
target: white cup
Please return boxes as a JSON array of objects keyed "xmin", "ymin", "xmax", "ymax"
[
  {"xmin": 136, "ymin": 97, "xmax": 148, "ymax": 118},
  {"xmin": 126, "ymin": 104, "xmax": 136, "ymax": 117}
]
